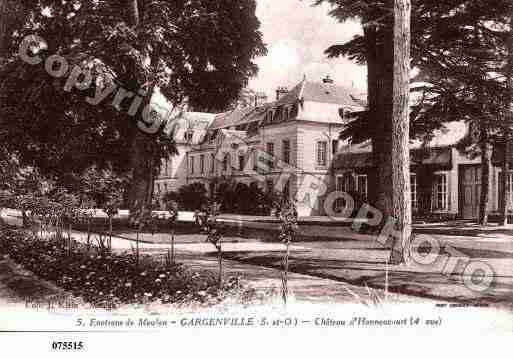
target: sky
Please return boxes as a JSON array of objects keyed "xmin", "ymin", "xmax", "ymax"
[{"xmin": 248, "ymin": 0, "xmax": 367, "ymax": 99}]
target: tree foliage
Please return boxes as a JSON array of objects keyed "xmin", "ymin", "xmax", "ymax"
[
  {"xmin": 315, "ymin": 0, "xmax": 513, "ymax": 222},
  {"xmin": 0, "ymin": 0, "xmax": 266, "ymax": 192},
  {"xmin": 318, "ymin": 0, "xmax": 512, "ymax": 141},
  {"xmin": 164, "ymin": 182, "xmax": 208, "ymax": 211}
]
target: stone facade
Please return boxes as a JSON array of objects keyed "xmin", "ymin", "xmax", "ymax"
[
  {"xmin": 155, "ymin": 77, "xmax": 365, "ymax": 215},
  {"xmin": 154, "ymin": 79, "xmax": 512, "ymax": 220}
]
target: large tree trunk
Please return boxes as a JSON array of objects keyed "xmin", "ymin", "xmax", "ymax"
[
  {"xmin": 124, "ymin": 0, "xmax": 159, "ymax": 221},
  {"xmin": 479, "ymin": 137, "xmax": 493, "ymax": 226},
  {"xmin": 127, "ymin": 130, "xmax": 157, "ymax": 219},
  {"xmin": 364, "ymin": 25, "xmax": 379, "ymax": 211},
  {"xmin": 0, "ymin": 0, "xmax": 10, "ymax": 58},
  {"xmin": 389, "ymin": 0, "xmax": 412, "ymax": 265},
  {"xmin": 500, "ymin": 138, "xmax": 511, "ymax": 225},
  {"xmin": 501, "ymin": 16, "xmax": 513, "ymax": 226},
  {"xmin": 367, "ymin": 23, "xmax": 395, "ymax": 221}
]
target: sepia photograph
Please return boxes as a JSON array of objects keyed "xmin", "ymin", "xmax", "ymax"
[{"xmin": 0, "ymin": 0, "xmax": 512, "ymax": 356}]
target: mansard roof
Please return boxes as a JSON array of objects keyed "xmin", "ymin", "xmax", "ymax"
[
  {"xmin": 333, "ymin": 121, "xmax": 470, "ymax": 170},
  {"xmin": 207, "ymin": 80, "xmax": 366, "ymax": 132},
  {"xmin": 164, "ymin": 111, "xmax": 216, "ymax": 145},
  {"xmin": 276, "ymin": 79, "xmax": 366, "ymax": 107},
  {"xmin": 210, "ymin": 107, "xmax": 255, "ymax": 130}
]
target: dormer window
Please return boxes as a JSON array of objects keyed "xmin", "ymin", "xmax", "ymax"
[{"xmin": 184, "ymin": 130, "xmax": 194, "ymax": 142}]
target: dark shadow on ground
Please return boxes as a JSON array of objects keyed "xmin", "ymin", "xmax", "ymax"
[{"xmin": 218, "ymin": 251, "xmax": 513, "ymax": 309}]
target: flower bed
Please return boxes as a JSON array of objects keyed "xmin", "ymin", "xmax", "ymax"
[{"xmin": 0, "ymin": 228, "xmax": 249, "ymax": 309}]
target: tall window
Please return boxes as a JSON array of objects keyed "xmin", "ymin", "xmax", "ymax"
[
  {"xmin": 355, "ymin": 174, "xmax": 368, "ymax": 201},
  {"xmin": 238, "ymin": 154, "xmax": 245, "ymax": 171},
  {"xmin": 411, "ymin": 174, "xmax": 418, "ymax": 211},
  {"xmin": 223, "ymin": 153, "xmax": 230, "ymax": 172},
  {"xmin": 210, "ymin": 153, "xmax": 215, "ymax": 173},
  {"xmin": 335, "ymin": 175, "xmax": 345, "ymax": 211},
  {"xmin": 332, "ymin": 140, "xmax": 339, "ymax": 155},
  {"xmin": 316, "ymin": 141, "xmax": 327, "ymax": 167},
  {"xmin": 253, "ymin": 149, "xmax": 259, "ymax": 171},
  {"xmin": 336, "ymin": 175, "xmax": 344, "ymax": 192},
  {"xmin": 282, "ymin": 139, "xmax": 290, "ymax": 164},
  {"xmin": 499, "ymin": 172, "xmax": 513, "ymax": 208},
  {"xmin": 266, "ymin": 142, "xmax": 274, "ymax": 169},
  {"xmin": 190, "ymin": 156, "xmax": 195, "ymax": 175},
  {"xmin": 200, "ymin": 154, "xmax": 205, "ymax": 174},
  {"xmin": 508, "ymin": 173, "xmax": 513, "ymax": 207},
  {"xmin": 266, "ymin": 179, "xmax": 274, "ymax": 193},
  {"xmin": 162, "ymin": 160, "xmax": 168, "ymax": 177},
  {"xmin": 433, "ymin": 173, "xmax": 448, "ymax": 211}
]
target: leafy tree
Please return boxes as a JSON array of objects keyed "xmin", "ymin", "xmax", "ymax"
[
  {"xmin": 0, "ymin": 0, "xmax": 266, "ymax": 221},
  {"xmin": 214, "ymin": 180, "xmax": 240, "ymax": 213},
  {"xmin": 315, "ymin": 0, "xmax": 512, "ymax": 226},
  {"xmin": 0, "ymin": 0, "xmax": 27, "ymax": 60},
  {"xmin": 411, "ymin": 5, "xmax": 512, "ymax": 225}
]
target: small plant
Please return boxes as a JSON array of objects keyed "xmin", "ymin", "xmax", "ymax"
[
  {"xmin": 164, "ymin": 198, "xmax": 179, "ymax": 266},
  {"xmin": 79, "ymin": 200, "xmax": 96, "ymax": 252},
  {"xmin": 275, "ymin": 198, "xmax": 298, "ymax": 306},
  {"xmin": 96, "ymin": 233, "xmax": 110, "ymax": 257},
  {"xmin": 54, "ymin": 190, "xmax": 80, "ymax": 255},
  {"xmin": 104, "ymin": 190, "xmax": 123, "ymax": 251},
  {"xmin": 31, "ymin": 196, "xmax": 51, "ymax": 238},
  {"xmin": 0, "ymin": 227, "xmax": 251, "ymax": 308},
  {"xmin": 198, "ymin": 202, "xmax": 223, "ymax": 287},
  {"xmin": 131, "ymin": 208, "xmax": 158, "ymax": 269}
]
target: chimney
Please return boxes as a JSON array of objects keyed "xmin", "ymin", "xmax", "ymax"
[
  {"xmin": 323, "ymin": 75, "xmax": 334, "ymax": 84},
  {"xmin": 276, "ymin": 86, "xmax": 288, "ymax": 101}
]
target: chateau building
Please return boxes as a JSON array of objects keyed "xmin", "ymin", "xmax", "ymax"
[
  {"xmin": 333, "ymin": 123, "xmax": 513, "ymax": 220},
  {"xmin": 156, "ymin": 76, "xmax": 365, "ymax": 215},
  {"xmin": 155, "ymin": 77, "xmax": 513, "ymax": 219}
]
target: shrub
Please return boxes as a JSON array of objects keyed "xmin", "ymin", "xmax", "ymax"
[
  {"xmin": 214, "ymin": 181, "xmax": 274, "ymax": 215},
  {"xmin": 0, "ymin": 228, "xmax": 248, "ymax": 308},
  {"xmin": 166, "ymin": 183, "xmax": 208, "ymax": 211}
]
